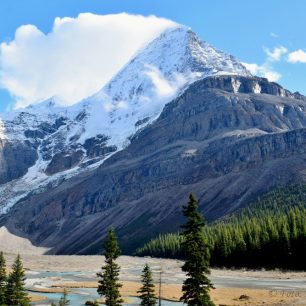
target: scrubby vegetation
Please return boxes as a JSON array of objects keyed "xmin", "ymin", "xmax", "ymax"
[{"xmin": 135, "ymin": 185, "xmax": 306, "ymax": 270}]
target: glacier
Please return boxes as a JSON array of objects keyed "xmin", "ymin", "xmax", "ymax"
[{"xmin": 0, "ymin": 25, "xmax": 252, "ymax": 213}]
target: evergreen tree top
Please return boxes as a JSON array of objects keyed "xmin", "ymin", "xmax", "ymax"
[
  {"xmin": 97, "ymin": 227, "xmax": 123, "ymax": 306},
  {"xmin": 10, "ymin": 254, "xmax": 27, "ymax": 281},
  {"xmin": 138, "ymin": 263, "xmax": 156, "ymax": 306},
  {"xmin": 104, "ymin": 227, "xmax": 121, "ymax": 260},
  {"xmin": 180, "ymin": 193, "xmax": 215, "ymax": 306},
  {"xmin": 181, "ymin": 193, "xmax": 206, "ymax": 233},
  {"xmin": 6, "ymin": 254, "xmax": 30, "ymax": 306}
]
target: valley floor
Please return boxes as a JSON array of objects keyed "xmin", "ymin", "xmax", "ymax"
[{"xmin": 3, "ymin": 254, "xmax": 306, "ymax": 306}]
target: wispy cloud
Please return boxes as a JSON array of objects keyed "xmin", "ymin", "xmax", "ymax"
[
  {"xmin": 264, "ymin": 46, "xmax": 288, "ymax": 62},
  {"xmin": 270, "ymin": 32, "xmax": 279, "ymax": 38},
  {"xmin": 242, "ymin": 62, "xmax": 281, "ymax": 82},
  {"xmin": 0, "ymin": 13, "xmax": 176, "ymax": 108},
  {"xmin": 244, "ymin": 44, "xmax": 306, "ymax": 82},
  {"xmin": 143, "ymin": 64, "xmax": 189, "ymax": 104}
]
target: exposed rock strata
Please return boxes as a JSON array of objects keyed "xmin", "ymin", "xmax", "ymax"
[{"xmin": 2, "ymin": 76, "xmax": 306, "ymax": 254}]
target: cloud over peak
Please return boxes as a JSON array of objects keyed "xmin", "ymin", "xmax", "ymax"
[{"xmin": 0, "ymin": 13, "xmax": 177, "ymax": 108}]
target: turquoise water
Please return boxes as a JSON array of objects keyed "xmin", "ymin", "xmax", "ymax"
[
  {"xmin": 30, "ymin": 289, "xmax": 182, "ymax": 306},
  {"xmin": 27, "ymin": 271, "xmax": 183, "ymax": 306},
  {"xmin": 30, "ymin": 288, "xmax": 99, "ymax": 305},
  {"xmin": 27, "ymin": 270, "xmax": 306, "ymax": 305}
]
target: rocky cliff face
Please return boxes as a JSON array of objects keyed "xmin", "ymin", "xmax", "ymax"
[
  {"xmin": 2, "ymin": 75, "xmax": 306, "ymax": 254},
  {"xmin": 1, "ymin": 24, "xmax": 306, "ymax": 254},
  {"xmin": 0, "ymin": 139, "xmax": 38, "ymax": 184},
  {"xmin": 0, "ymin": 26, "xmax": 254, "ymax": 215}
]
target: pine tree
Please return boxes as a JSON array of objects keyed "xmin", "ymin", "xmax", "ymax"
[
  {"xmin": 180, "ymin": 193, "xmax": 215, "ymax": 306},
  {"xmin": 6, "ymin": 254, "xmax": 30, "ymax": 306},
  {"xmin": 138, "ymin": 263, "xmax": 156, "ymax": 306},
  {"xmin": 97, "ymin": 227, "xmax": 123, "ymax": 306},
  {"xmin": 0, "ymin": 252, "xmax": 6, "ymax": 306},
  {"xmin": 59, "ymin": 289, "xmax": 70, "ymax": 306},
  {"xmin": 50, "ymin": 290, "xmax": 70, "ymax": 306}
]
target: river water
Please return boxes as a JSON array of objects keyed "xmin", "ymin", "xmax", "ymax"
[{"xmin": 26, "ymin": 270, "xmax": 306, "ymax": 306}]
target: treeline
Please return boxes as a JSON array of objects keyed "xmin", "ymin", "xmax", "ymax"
[
  {"xmin": 0, "ymin": 193, "xmax": 216, "ymax": 306},
  {"xmin": 135, "ymin": 185, "xmax": 306, "ymax": 270}
]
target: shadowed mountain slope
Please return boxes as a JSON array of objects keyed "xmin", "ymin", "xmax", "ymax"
[{"xmin": 2, "ymin": 75, "xmax": 306, "ymax": 254}]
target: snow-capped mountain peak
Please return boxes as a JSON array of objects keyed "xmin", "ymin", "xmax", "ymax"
[
  {"xmin": 83, "ymin": 25, "xmax": 251, "ymax": 145},
  {"xmin": 101, "ymin": 26, "xmax": 251, "ymax": 109},
  {"xmin": 0, "ymin": 25, "xmax": 252, "ymax": 213}
]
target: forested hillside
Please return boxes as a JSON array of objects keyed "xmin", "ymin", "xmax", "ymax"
[{"xmin": 135, "ymin": 185, "xmax": 306, "ymax": 270}]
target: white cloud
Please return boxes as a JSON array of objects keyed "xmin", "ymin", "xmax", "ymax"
[
  {"xmin": 144, "ymin": 65, "xmax": 177, "ymax": 99},
  {"xmin": 288, "ymin": 49, "xmax": 306, "ymax": 63},
  {"xmin": 242, "ymin": 62, "xmax": 281, "ymax": 82},
  {"xmin": 103, "ymin": 100, "xmax": 128, "ymax": 112},
  {"xmin": 242, "ymin": 46, "xmax": 286, "ymax": 82},
  {"xmin": 270, "ymin": 32, "xmax": 279, "ymax": 38},
  {"xmin": 144, "ymin": 64, "xmax": 188, "ymax": 101},
  {"xmin": 243, "ymin": 44, "xmax": 306, "ymax": 83},
  {"xmin": 0, "ymin": 13, "xmax": 176, "ymax": 108},
  {"xmin": 264, "ymin": 46, "xmax": 288, "ymax": 61}
]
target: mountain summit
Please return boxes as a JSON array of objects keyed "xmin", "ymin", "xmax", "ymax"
[
  {"xmin": 1, "ymin": 25, "xmax": 306, "ymax": 255},
  {"xmin": 102, "ymin": 26, "xmax": 251, "ymax": 106},
  {"xmin": 0, "ymin": 26, "xmax": 251, "ymax": 213}
]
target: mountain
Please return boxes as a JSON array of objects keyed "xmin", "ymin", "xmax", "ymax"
[
  {"xmin": 0, "ymin": 26, "xmax": 250, "ymax": 213},
  {"xmin": 1, "ymin": 26, "xmax": 306, "ymax": 254}
]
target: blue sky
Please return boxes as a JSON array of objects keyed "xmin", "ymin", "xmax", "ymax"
[{"xmin": 0, "ymin": 0, "xmax": 306, "ymax": 111}]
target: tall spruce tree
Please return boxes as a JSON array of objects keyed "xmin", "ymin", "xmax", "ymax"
[
  {"xmin": 0, "ymin": 252, "xmax": 6, "ymax": 306},
  {"xmin": 180, "ymin": 193, "xmax": 215, "ymax": 306},
  {"xmin": 138, "ymin": 263, "xmax": 157, "ymax": 306},
  {"xmin": 6, "ymin": 254, "xmax": 30, "ymax": 306},
  {"xmin": 97, "ymin": 227, "xmax": 123, "ymax": 306}
]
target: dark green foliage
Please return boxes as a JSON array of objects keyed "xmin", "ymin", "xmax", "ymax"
[
  {"xmin": 136, "ymin": 185, "xmax": 306, "ymax": 270},
  {"xmin": 85, "ymin": 301, "xmax": 99, "ymax": 306},
  {"xmin": 59, "ymin": 289, "xmax": 70, "ymax": 306},
  {"xmin": 5, "ymin": 254, "xmax": 30, "ymax": 306},
  {"xmin": 83, "ymin": 301, "xmax": 99, "ymax": 306},
  {"xmin": 180, "ymin": 194, "xmax": 215, "ymax": 306},
  {"xmin": 0, "ymin": 252, "xmax": 6, "ymax": 306},
  {"xmin": 135, "ymin": 233, "xmax": 183, "ymax": 258},
  {"xmin": 51, "ymin": 289, "xmax": 70, "ymax": 306},
  {"xmin": 97, "ymin": 228, "xmax": 123, "ymax": 306},
  {"xmin": 138, "ymin": 263, "xmax": 156, "ymax": 306}
]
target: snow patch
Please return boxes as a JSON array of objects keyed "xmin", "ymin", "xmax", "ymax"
[
  {"xmin": 182, "ymin": 149, "xmax": 198, "ymax": 157},
  {"xmin": 276, "ymin": 104, "xmax": 285, "ymax": 115},
  {"xmin": 232, "ymin": 79, "xmax": 241, "ymax": 93},
  {"xmin": 0, "ymin": 26, "xmax": 252, "ymax": 213},
  {"xmin": 0, "ymin": 119, "xmax": 7, "ymax": 140},
  {"xmin": 253, "ymin": 83, "xmax": 261, "ymax": 94}
]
